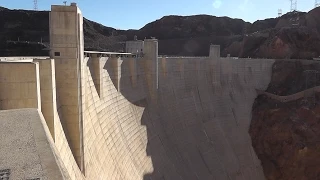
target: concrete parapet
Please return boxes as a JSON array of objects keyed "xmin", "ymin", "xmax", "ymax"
[
  {"xmin": 0, "ymin": 57, "xmax": 49, "ymax": 61},
  {"xmin": 0, "ymin": 62, "xmax": 41, "ymax": 110}
]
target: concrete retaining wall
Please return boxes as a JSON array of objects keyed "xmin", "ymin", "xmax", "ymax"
[{"xmin": 0, "ymin": 62, "xmax": 41, "ymax": 110}]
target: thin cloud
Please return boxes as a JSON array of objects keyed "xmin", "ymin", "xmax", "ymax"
[
  {"xmin": 239, "ymin": 0, "xmax": 250, "ymax": 11},
  {"xmin": 212, "ymin": 0, "xmax": 222, "ymax": 9}
]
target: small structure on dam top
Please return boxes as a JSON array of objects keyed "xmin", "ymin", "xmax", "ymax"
[
  {"xmin": 126, "ymin": 37, "xmax": 144, "ymax": 55},
  {"xmin": 1, "ymin": 2, "xmax": 319, "ymax": 180}
]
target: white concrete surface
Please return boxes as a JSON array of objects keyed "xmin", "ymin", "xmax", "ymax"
[{"xmin": 0, "ymin": 109, "xmax": 65, "ymax": 180}]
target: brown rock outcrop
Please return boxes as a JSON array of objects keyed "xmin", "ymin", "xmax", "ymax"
[
  {"xmin": 250, "ymin": 61, "xmax": 320, "ymax": 180},
  {"xmin": 250, "ymin": 94, "xmax": 320, "ymax": 180}
]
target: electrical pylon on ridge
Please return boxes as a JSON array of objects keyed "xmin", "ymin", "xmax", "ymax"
[
  {"xmin": 278, "ymin": 9, "xmax": 282, "ymax": 17},
  {"xmin": 316, "ymin": 0, "xmax": 320, "ymax": 8},
  {"xmin": 290, "ymin": 0, "xmax": 297, "ymax": 12},
  {"xmin": 33, "ymin": 0, "xmax": 38, "ymax": 10}
]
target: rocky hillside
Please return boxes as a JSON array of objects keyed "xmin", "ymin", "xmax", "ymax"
[
  {"xmin": 250, "ymin": 92, "xmax": 320, "ymax": 180},
  {"xmin": 1, "ymin": 6, "xmax": 320, "ymax": 58},
  {"xmin": 225, "ymin": 9, "xmax": 320, "ymax": 59},
  {"xmin": 250, "ymin": 60, "xmax": 320, "ymax": 180},
  {"xmin": 0, "ymin": 7, "xmax": 127, "ymax": 55}
]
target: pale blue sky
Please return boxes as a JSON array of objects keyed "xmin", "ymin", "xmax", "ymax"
[{"xmin": 1, "ymin": 0, "xmax": 317, "ymax": 30}]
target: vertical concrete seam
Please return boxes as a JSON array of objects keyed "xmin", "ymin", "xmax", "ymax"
[
  {"xmin": 35, "ymin": 62, "xmax": 42, "ymax": 111},
  {"xmin": 76, "ymin": 11, "xmax": 85, "ymax": 175}
]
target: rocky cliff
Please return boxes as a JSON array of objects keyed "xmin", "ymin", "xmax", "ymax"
[{"xmin": 250, "ymin": 60, "xmax": 320, "ymax": 180}]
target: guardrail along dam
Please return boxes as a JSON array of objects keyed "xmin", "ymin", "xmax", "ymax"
[{"xmin": 2, "ymin": 3, "xmax": 317, "ymax": 180}]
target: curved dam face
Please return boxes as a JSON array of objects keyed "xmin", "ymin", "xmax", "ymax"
[
  {"xmin": 56, "ymin": 55, "xmax": 275, "ymax": 179},
  {"xmin": 80, "ymin": 56, "xmax": 275, "ymax": 179},
  {"xmin": 118, "ymin": 57, "xmax": 275, "ymax": 180}
]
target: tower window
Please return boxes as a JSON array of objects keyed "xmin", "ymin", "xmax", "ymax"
[{"xmin": 54, "ymin": 52, "xmax": 61, "ymax": 56}]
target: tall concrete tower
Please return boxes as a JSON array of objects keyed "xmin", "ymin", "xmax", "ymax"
[
  {"xmin": 49, "ymin": 3, "xmax": 85, "ymax": 172},
  {"xmin": 209, "ymin": 45, "xmax": 221, "ymax": 84},
  {"xmin": 143, "ymin": 39, "xmax": 159, "ymax": 98},
  {"xmin": 209, "ymin": 45, "xmax": 220, "ymax": 59}
]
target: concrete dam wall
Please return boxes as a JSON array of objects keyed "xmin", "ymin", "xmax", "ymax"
[
  {"xmin": 0, "ymin": 55, "xmax": 275, "ymax": 180},
  {"xmin": 0, "ymin": 4, "xmax": 276, "ymax": 180},
  {"xmin": 128, "ymin": 57, "xmax": 275, "ymax": 180}
]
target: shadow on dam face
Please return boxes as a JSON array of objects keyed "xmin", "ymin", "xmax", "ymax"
[{"xmin": 103, "ymin": 56, "xmax": 275, "ymax": 180}]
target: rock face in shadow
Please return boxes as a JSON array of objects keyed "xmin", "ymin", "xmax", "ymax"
[
  {"xmin": 0, "ymin": 8, "xmax": 126, "ymax": 55},
  {"xmin": 250, "ymin": 94, "xmax": 320, "ymax": 180},
  {"xmin": 2, "ymin": 6, "xmax": 320, "ymax": 58},
  {"xmin": 135, "ymin": 15, "xmax": 249, "ymax": 39},
  {"xmin": 265, "ymin": 61, "xmax": 320, "ymax": 95},
  {"xmin": 249, "ymin": 60, "xmax": 320, "ymax": 180}
]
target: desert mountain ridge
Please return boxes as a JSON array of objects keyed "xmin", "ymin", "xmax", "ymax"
[{"xmin": 0, "ymin": 6, "xmax": 320, "ymax": 59}]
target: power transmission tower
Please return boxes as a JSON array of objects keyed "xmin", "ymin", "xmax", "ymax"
[
  {"xmin": 33, "ymin": 0, "xmax": 38, "ymax": 10},
  {"xmin": 289, "ymin": 0, "xmax": 299, "ymax": 26},
  {"xmin": 316, "ymin": 0, "xmax": 320, "ymax": 8},
  {"xmin": 278, "ymin": 9, "xmax": 282, "ymax": 17},
  {"xmin": 63, "ymin": 1, "xmax": 67, "ymax": 6},
  {"xmin": 290, "ymin": 0, "xmax": 297, "ymax": 11}
]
